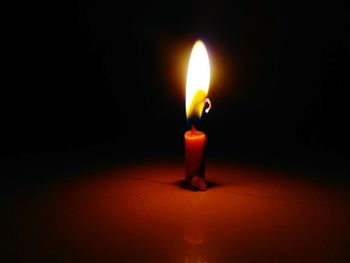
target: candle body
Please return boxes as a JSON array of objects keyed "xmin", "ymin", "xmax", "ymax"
[{"xmin": 184, "ymin": 130, "xmax": 207, "ymax": 190}]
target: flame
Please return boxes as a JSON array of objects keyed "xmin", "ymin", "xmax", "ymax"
[{"xmin": 186, "ymin": 40, "xmax": 211, "ymax": 119}]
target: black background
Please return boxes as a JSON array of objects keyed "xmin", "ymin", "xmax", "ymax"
[{"xmin": 2, "ymin": 0, "xmax": 350, "ymax": 169}]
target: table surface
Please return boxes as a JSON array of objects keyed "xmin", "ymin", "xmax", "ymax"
[{"xmin": 2, "ymin": 161, "xmax": 350, "ymax": 262}]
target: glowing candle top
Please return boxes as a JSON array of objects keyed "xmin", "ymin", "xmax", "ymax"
[{"xmin": 185, "ymin": 40, "xmax": 211, "ymax": 119}]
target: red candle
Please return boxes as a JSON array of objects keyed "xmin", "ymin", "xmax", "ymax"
[
  {"xmin": 185, "ymin": 126, "xmax": 207, "ymax": 190},
  {"xmin": 184, "ymin": 40, "xmax": 211, "ymax": 191}
]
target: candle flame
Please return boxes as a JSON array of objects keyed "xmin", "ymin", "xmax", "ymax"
[{"xmin": 186, "ymin": 40, "xmax": 211, "ymax": 119}]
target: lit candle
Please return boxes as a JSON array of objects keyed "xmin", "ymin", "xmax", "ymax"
[{"xmin": 184, "ymin": 40, "xmax": 211, "ymax": 191}]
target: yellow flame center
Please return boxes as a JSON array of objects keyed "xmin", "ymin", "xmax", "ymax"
[{"xmin": 186, "ymin": 40, "xmax": 211, "ymax": 119}]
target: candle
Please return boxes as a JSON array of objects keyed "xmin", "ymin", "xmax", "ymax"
[
  {"xmin": 184, "ymin": 40, "xmax": 211, "ymax": 191},
  {"xmin": 185, "ymin": 127, "xmax": 207, "ymax": 190}
]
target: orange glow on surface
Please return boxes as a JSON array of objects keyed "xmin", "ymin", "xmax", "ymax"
[
  {"xmin": 3, "ymin": 161, "xmax": 350, "ymax": 262},
  {"xmin": 186, "ymin": 40, "xmax": 211, "ymax": 119}
]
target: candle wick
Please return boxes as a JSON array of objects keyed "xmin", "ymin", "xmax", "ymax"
[{"xmin": 191, "ymin": 124, "xmax": 196, "ymax": 135}]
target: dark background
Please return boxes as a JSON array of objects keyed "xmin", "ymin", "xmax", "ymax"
[{"xmin": 2, "ymin": 0, "xmax": 350, "ymax": 169}]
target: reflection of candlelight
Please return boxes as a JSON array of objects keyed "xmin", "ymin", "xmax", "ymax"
[
  {"xmin": 184, "ymin": 40, "xmax": 211, "ymax": 191},
  {"xmin": 184, "ymin": 200, "xmax": 206, "ymax": 245},
  {"xmin": 183, "ymin": 193, "xmax": 208, "ymax": 263}
]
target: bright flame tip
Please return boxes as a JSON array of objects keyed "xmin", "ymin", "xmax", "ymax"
[{"xmin": 185, "ymin": 40, "xmax": 211, "ymax": 119}]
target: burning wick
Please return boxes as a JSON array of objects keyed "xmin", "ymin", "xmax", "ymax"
[{"xmin": 191, "ymin": 124, "xmax": 196, "ymax": 135}]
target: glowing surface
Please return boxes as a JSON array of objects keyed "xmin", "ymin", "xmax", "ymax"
[
  {"xmin": 186, "ymin": 40, "xmax": 211, "ymax": 119},
  {"xmin": 3, "ymin": 162, "xmax": 350, "ymax": 262}
]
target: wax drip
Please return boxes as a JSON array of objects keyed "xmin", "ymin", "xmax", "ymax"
[{"xmin": 190, "ymin": 176, "xmax": 207, "ymax": 191}]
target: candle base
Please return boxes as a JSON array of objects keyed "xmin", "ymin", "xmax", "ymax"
[
  {"xmin": 186, "ymin": 153, "xmax": 207, "ymax": 191},
  {"xmin": 186, "ymin": 157, "xmax": 207, "ymax": 191},
  {"xmin": 189, "ymin": 175, "xmax": 207, "ymax": 191}
]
